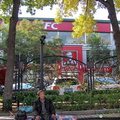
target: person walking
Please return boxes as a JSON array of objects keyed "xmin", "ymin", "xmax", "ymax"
[{"xmin": 33, "ymin": 90, "xmax": 56, "ymax": 120}]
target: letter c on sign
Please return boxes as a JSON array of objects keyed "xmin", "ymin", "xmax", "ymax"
[{"xmin": 51, "ymin": 23, "xmax": 58, "ymax": 30}]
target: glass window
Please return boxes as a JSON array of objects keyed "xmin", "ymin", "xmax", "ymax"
[
  {"xmin": 46, "ymin": 32, "xmax": 111, "ymax": 44},
  {"xmin": 46, "ymin": 31, "xmax": 58, "ymax": 42},
  {"xmin": 59, "ymin": 32, "xmax": 85, "ymax": 44},
  {"xmin": 99, "ymin": 33, "xmax": 111, "ymax": 44},
  {"xmin": 46, "ymin": 31, "xmax": 85, "ymax": 44},
  {"xmin": 86, "ymin": 33, "xmax": 111, "ymax": 44}
]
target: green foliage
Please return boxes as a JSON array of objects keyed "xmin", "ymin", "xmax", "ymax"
[
  {"xmin": 13, "ymin": 88, "xmax": 120, "ymax": 111},
  {"xmin": 87, "ymin": 33, "xmax": 110, "ymax": 62},
  {"xmin": 0, "ymin": 0, "xmax": 13, "ymax": 22},
  {"xmin": 45, "ymin": 90, "xmax": 59, "ymax": 95},
  {"xmin": 91, "ymin": 88, "xmax": 120, "ymax": 96},
  {"xmin": 0, "ymin": 19, "xmax": 63, "ymax": 60},
  {"xmin": 1, "ymin": 0, "xmax": 120, "ymax": 38},
  {"xmin": 2, "ymin": 97, "xmax": 12, "ymax": 111},
  {"xmin": 44, "ymin": 35, "xmax": 64, "ymax": 56},
  {"xmin": 0, "ymin": 0, "xmax": 56, "ymax": 22},
  {"xmin": 15, "ymin": 19, "xmax": 46, "ymax": 59},
  {"xmin": 14, "ymin": 91, "xmax": 37, "ymax": 106}
]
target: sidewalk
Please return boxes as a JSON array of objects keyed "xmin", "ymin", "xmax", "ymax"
[
  {"xmin": 1, "ymin": 114, "xmax": 120, "ymax": 120},
  {"xmin": 0, "ymin": 116, "xmax": 14, "ymax": 120},
  {"xmin": 0, "ymin": 109, "xmax": 120, "ymax": 119}
]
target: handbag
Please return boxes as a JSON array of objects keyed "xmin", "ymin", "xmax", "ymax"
[{"xmin": 15, "ymin": 110, "xmax": 27, "ymax": 120}]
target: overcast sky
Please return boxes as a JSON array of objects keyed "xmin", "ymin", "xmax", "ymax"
[{"xmin": 18, "ymin": 6, "xmax": 120, "ymax": 21}]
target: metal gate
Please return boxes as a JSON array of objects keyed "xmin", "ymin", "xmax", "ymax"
[
  {"xmin": 19, "ymin": 55, "xmax": 119, "ymax": 91},
  {"xmin": 94, "ymin": 56, "xmax": 119, "ymax": 90},
  {"xmin": 22, "ymin": 55, "xmax": 88, "ymax": 90}
]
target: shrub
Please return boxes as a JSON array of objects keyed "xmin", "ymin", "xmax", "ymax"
[
  {"xmin": 11, "ymin": 89, "xmax": 120, "ymax": 111},
  {"xmin": 45, "ymin": 90, "xmax": 59, "ymax": 95},
  {"xmin": 14, "ymin": 91, "xmax": 37, "ymax": 105},
  {"xmin": 91, "ymin": 88, "xmax": 120, "ymax": 96}
]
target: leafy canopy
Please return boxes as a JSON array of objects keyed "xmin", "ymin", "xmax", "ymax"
[
  {"xmin": 87, "ymin": 33, "xmax": 110, "ymax": 62},
  {"xmin": 54, "ymin": 0, "xmax": 120, "ymax": 38},
  {"xmin": 0, "ymin": 19, "xmax": 63, "ymax": 60},
  {"xmin": 1, "ymin": 0, "xmax": 120, "ymax": 38}
]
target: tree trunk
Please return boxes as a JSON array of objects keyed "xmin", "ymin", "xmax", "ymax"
[
  {"xmin": 3, "ymin": 0, "xmax": 20, "ymax": 111},
  {"xmin": 96, "ymin": 0, "xmax": 120, "ymax": 74}
]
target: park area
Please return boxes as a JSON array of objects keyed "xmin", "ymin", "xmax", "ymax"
[
  {"xmin": 1, "ymin": 89, "xmax": 120, "ymax": 112},
  {"xmin": 1, "ymin": 89, "xmax": 120, "ymax": 119}
]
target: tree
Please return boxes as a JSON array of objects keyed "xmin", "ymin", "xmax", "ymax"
[
  {"xmin": 54, "ymin": 0, "xmax": 120, "ymax": 70},
  {"xmin": 0, "ymin": 19, "xmax": 63, "ymax": 61},
  {"xmin": 0, "ymin": 0, "xmax": 20, "ymax": 111},
  {"xmin": 0, "ymin": 0, "xmax": 56, "ymax": 111},
  {"xmin": 87, "ymin": 33, "xmax": 110, "ymax": 62}
]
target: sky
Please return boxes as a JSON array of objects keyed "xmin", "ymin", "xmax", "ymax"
[{"xmin": 18, "ymin": 5, "xmax": 120, "ymax": 21}]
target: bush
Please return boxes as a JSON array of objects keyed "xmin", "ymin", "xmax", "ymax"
[
  {"xmin": 45, "ymin": 90, "xmax": 59, "ymax": 95},
  {"xmin": 14, "ymin": 91, "xmax": 37, "ymax": 105},
  {"xmin": 46, "ymin": 95, "xmax": 58, "ymax": 101},
  {"xmin": 91, "ymin": 88, "xmax": 120, "ymax": 96},
  {"xmin": 12, "ymin": 89, "xmax": 120, "ymax": 111}
]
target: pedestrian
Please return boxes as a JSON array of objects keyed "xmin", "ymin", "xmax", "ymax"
[{"xmin": 33, "ymin": 90, "xmax": 56, "ymax": 120}]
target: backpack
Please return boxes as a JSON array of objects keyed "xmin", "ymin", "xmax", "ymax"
[{"xmin": 15, "ymin": 110, "xmax": 27, "ymax": 120}]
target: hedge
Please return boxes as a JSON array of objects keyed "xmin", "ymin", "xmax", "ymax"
[{"xmin": 13, "ymin": 88, "xmax": 120, "ymax": 110}]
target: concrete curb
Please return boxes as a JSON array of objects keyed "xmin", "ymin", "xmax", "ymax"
[
  {"xmin": 56, "ymin": 108, "xmax": 120, "ymax": 115},
  {"xmin": 0, "ymin": 108, "xmax": 120, "ymax": 116}
]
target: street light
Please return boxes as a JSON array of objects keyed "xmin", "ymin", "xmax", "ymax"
[
  {"xmin": 40, "ymin": 35, "xmax": 46, "ymax": 90},
  {"xmin": 87, "ymin": 61, "xmax": 94, "ymax": 93}
]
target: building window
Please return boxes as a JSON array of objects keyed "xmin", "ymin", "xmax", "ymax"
[
  {"xmin": 46, "ymin": 31, "xmax": 85, "ymax": 44},
  {"xmin": 86, "ymin": 33, "xmax": 111, "ymax": 44}
]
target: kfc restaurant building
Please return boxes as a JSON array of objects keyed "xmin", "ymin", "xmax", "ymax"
[
  {"xmin": 0, "ymin": 17, "xmax": 115, "ymax": 64},
  {"xmin": 21, "ymin": 17, "xmax": 115, "ymax": 63},
  {"xmin": 21, "ymin": 18, "xmax": 115, "ymax": 83},
  {"xmin": 0, "ymin": 18, "xmax": 116, "ymax": 84}
]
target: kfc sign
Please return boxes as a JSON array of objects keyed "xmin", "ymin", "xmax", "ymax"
[
  {"xmin": 43, "ymin": 21, "xmax": 73, "ymax": 31},
  {"xmin": 44, "ymin": 22, "xmax": 58, "ymax": 30},
  {"xmin": 63, "ymin": 51, "xmax": 77, "ymax": 66}
]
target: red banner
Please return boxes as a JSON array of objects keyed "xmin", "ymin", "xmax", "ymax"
[{"xmin": 16, "ymin": 20, "xmax": 112, "ymax": 32}]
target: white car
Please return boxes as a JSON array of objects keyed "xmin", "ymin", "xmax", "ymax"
[{"xmin": 46, "ymin": 77, "xmax": 82, "ymax": 95}]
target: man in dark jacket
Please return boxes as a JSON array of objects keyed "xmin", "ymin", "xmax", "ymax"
[{"xmin": 33, "ymin": 90, "xmax": 56, "ymax": 120}]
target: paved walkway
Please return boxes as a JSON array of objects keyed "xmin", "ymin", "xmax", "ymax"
[
  {"xmin": 77, "ymin": 113, "xmax": 120, "ymax": 119},
  {"xmin": 1, "ymin": 109, "xmax": 120, "ymax": 120},
  {"xmin": 1, "ymin": 114, "xmax": 120, "ymax": 120}
]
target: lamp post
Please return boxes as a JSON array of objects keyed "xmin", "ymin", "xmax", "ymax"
[
  {"xmin": 87, "ymin": 61, "xmax": 94, "ymax": 93},
  {"xmin": 40, "ymin": 35, "xmax": 46, "ymax": 90}
]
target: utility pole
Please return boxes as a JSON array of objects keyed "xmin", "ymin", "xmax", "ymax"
[
  {"xmin": 87, "ymin": 61, "xmax": 94, "ymax": 93},
  {"xmin": 40, "ymin": 35, "xmax": 46, "ymax": 90}
]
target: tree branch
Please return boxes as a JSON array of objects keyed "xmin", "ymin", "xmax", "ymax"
[{"xmin": 95, "ymin": 0, "xmax": 111, "ymax": 8}]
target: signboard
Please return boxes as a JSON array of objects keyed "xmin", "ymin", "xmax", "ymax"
[
  {"xmin": 43, "ymin": 21, "xmax": 111, "ymax": 32},
  {"xmin": 15, "ymin": 20, "xmax": 112, "ymax": 32},
  {"xmin": 62, "ymin": 51, "xmax": 77, "ymax": 66}
]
